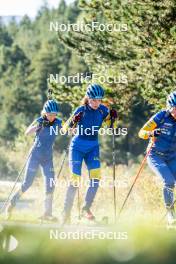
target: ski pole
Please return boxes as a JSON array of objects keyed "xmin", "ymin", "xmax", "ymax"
[
  {"xmin": 52, "ymin": 149, "xmax": 68, "ymax": 204},
  {"xmin": 0, "ymin": 147, "xmax": 33, "ymax": 214},
  {"xmin": 56, "ymin": 149, "xmax": 68, "ymax": 179},
  {"xmin": 112, "ymin": 131, "xmax": 117, "ymax": 223},
  {"xmin": 103, "ymin": 102, "xmax": 118, "ymax": 223},
  {"xmin": 53, "ymin": 117, "xmax": 82, "ymax": 204},
  {"xmin": 118, "ymin": 141, "xmax": 154, "ymax": 218},
  {"xmin": 110, "ymin": 118, "xmax": 117, "ymax": 223},
  {"xmin": 0, "ymin": 121, "xmax": 46, "ymax": 215},
  {"xmin": 68, "ymin": 116, "xmax": 83, "ymax": 220},
  {"xmin": 4, "ymin": 116, "xmax": 58, "ymax": 218},
  {"xmin": 77, "ymin": 184, "xmax": 81, "ymax": 220}
]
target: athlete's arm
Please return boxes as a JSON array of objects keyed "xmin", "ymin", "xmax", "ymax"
[
  {"xmin": 25, "ymin": 122, "xmax": 39, "ymax": 135},
  {"xmin": 25, "ymin": 118, "xmax": 42, "ymax": 136},
  {"xmin": 138, "ymin": 119, "xmax": 158, "ymax": 139},
  {"xmin": 139, "ymin": 111, "xmax": 167, "ymax": 140}
]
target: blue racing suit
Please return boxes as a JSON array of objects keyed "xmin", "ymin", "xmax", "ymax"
[
  {"xmin": 139, "ymin": 110, "xmax": 176, "ymax": 208},
  {"xmin": 10, "ymin": 116, "xmax": 62, "ymax": 216},
  {"xmin": 63, "ymin": 103, "xmax": 112, "ymax": 216}
]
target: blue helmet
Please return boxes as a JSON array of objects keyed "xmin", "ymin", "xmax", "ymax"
[
  {"xmin": 86, "ymin": 84, "xmax": 104, "ymax": 99},
  {"xmin": 167, "ymin": 91, "xmax": 176, "ymax": 108},
  {"xmin": 43, "ymin": 100, "xmax": 59, "ymax": 114}
]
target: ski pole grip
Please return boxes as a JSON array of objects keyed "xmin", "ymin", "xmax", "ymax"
[{"xmin": 110, "ymin": 108, "xmax": 118, "ymax": 128}]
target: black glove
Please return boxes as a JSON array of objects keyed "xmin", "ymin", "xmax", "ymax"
[
  {"xmin": 110, "ymin": 109, "xmax": 118, "ymax": 120},
  {"xmin": 109, "ymin": 109, "xmax": 118, "ymax": 128},
  {"xmin": 42, "ymin": 119, "xmax": 50, "ymax": 127},
  {"xmin": 70, "ymin": 112, "xmax": 83, "ymax": 127},
  {"xmin": 37, "ymin": 119, "xmax": 54, "ymax": 131},
  {"xmin": 149, "ymin": 128, "xmax": 161, "ymax": 138}
]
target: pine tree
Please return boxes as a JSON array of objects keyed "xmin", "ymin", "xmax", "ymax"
[{"xmin": 56, "ymin": 0, "xmax": 176, "ymax": 112}]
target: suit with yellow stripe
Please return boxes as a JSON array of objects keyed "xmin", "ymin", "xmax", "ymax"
[
  {"xmin": 139, "ymin": 110, "xmax": 176, "ymax": 208},
  {"xmin": 63, "ymin": 103, "xmax": 114, "ymax": 215}
]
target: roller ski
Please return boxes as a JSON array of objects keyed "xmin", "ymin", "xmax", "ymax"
[{"xmin": 38, "ymin": 214, "xmax": 58, "ymax": 223}]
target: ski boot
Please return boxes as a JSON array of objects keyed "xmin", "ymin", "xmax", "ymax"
[
  {"xmin": 81, "ymin": 207, "xmax": 95, "ymax": 221},
  {"xmin": 167, "ymin": 208, "xmax": 176, "ymax": 227},
  {"xmin": 38, "ymin": 214, "xmax": 58, "ymax": 222},
  {"xmin": 60, "ymin": 212, "xmax": 71, "ymax": 226},
  {"xmin": 5, "ymin": 190, "xmax": 22, "ymax": 220},
  {"xmin": 5, "ymin": 203, "xmax": 14, "ymax": 220}
]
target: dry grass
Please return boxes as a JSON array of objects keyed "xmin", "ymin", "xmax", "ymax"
[{"xmin": 0, "ymin": 153, "xmax": 166, "ymax": 225}]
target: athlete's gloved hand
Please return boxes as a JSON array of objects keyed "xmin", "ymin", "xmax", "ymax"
[
  {"xmin": 36, "ymin": 119, "xmax": 54, "ymax": 131},
  {"xmin": 110, "ymin": 109, "xmax": 118, "ymax": 120},
  {"xmin": 71, "ymin": 112, "xmax": 83, "ymax": 125},
  {"xmin": 109, "ymin": 109, "xmax": 118, "ymax": 129},
  {"xmin": 42, "ymin": 119, "xmax": 50, "ymax": 127},
  {"xmin": 149, "ymin": 128, "xmax": 161, "ymax": 138}
]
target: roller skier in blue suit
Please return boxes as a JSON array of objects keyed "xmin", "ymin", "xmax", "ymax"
[
  {"xmin": 6, "ymin": 100, "xmax": 62, "ymax": 221},
  {"xmin": 139, "ymin": 91, "xmax": 176, "ymax": 225},
  {"xmin": 61, "ymin": 84, "xmax": 118, "ymax": 224}
]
